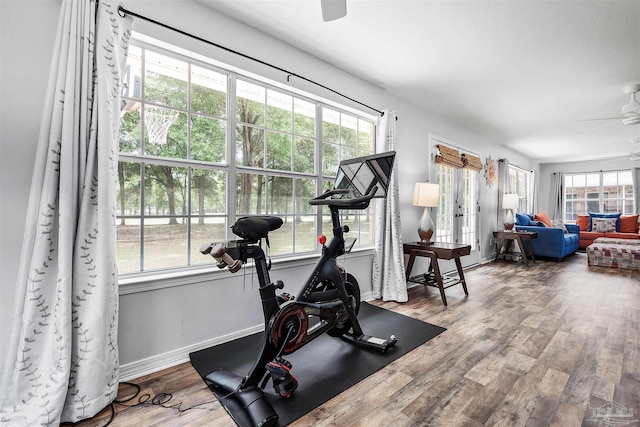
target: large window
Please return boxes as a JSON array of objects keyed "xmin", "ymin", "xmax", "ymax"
[
  {"xmin": 508, "ymin": 165, "xmax": 533, "ymax": 213},
  {"xmin": 564, "ymin": 170, "xmax": 634, "ymax": 221},
  {"xmin": 117, "ymin": 41, "xmax": 376, "ymax": 274}
]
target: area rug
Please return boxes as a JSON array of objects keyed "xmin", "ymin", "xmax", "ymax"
[{"xmin": 189, "ymin": 303, "xmax": 445, "ymax": 426}]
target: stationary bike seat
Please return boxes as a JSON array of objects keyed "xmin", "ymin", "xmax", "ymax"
[{"xmin": 231, "ymin": 216, "xmax": 284, "ymax": 241}]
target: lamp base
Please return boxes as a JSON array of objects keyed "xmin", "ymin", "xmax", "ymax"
[
  {"xmin": 418, "ymin": 228, "xmax": 434, "ymax": 243},
  {"xmin": 418, "ymin": 207, "xmax": 435, "ymax": 243},
  {"xmin": 503, "ymin": 208, "xmax": 515, "ymax": 231}
]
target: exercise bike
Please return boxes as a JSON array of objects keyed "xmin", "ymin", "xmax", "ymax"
[{"xmin": 199, "ymin": 152, "xmax": 397, "ymax": 427}]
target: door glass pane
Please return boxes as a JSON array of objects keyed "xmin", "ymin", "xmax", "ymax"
[
  {"xmin": 436, "ymin": 164, "xmax": 454, "ymax": 242},
  {"xmin": 460, "ymin": 169, "xmax": 477, "ymax": 247}
]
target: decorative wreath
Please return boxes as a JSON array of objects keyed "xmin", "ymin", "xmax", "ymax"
[{"xmin": 484, "ymin": 156, "xmax": 497, "ymax": 187}]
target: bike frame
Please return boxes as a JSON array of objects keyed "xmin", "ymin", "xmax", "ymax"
[
  {"xmin": 200, "ymin": 152, "xmax": 398, "ymax": 427},
  {"xmin": 225, "ymin": 203, "xmax": 361, "ymax": 388}
]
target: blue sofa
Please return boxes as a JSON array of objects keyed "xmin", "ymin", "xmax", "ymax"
[{"xmin": 515, "ymin": 214, "xmax": 580, "ymax": 260}]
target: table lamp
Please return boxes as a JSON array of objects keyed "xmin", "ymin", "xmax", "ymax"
[
  {"xmin": 502, "ymin": 193, "xmax": 519, "ymax": 231},
  {"xmin": 413, "ymin": 182, "xmax": 439, "ymax": 243}
]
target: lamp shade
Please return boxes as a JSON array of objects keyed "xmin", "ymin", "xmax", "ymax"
[
  {"xmin": 502, "ymin": 193, "xmax": 519, "ymax": 210},
  {"xmin": 413, "ymin": 182, "xmax": 439, "ymax": 207}
]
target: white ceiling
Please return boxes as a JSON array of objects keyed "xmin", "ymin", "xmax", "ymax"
[{"xmin": 197, "ymin": 0, "xmax": 640, "ymax": 164}]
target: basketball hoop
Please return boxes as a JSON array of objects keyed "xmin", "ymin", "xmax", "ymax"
[{"xmin": 143, "ymin": 105, "xmax": 179, "ymax": 145}]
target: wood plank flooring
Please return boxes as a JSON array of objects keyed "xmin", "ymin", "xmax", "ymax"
[{"xmin": 65, "ymin": 253, "xmax": 639, "ymax": 426}]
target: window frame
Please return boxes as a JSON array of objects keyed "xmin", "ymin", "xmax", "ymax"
[
  {"xmin": 508, "ymin": 164, "xmax": 533, "ymax": 214},
  {"xmin": 564, "ymin": 170, "xmax": 634, "ymax": 222},
  {"xmin": 117, "ymin": 36, "xmax": 377, "ymax": 276}
]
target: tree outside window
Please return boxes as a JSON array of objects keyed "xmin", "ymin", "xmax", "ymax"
[{"xmin": 117, "ymin": 42, "xmax": 376, "ymax": 274}]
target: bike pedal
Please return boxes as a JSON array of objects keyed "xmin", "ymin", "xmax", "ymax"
[
  {"xmin": 274, "ymin": 357, "xmax": 292, "ymax": 369},
  {"xmin": 265, "ymin": 361, "xmax": 298, "ymax": 398}
]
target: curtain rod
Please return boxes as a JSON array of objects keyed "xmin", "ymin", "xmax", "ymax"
[
  {"xmin": 117, "ymin": 6, "xmax": 387, "ymax": 117},
  {"xmin": 499, "ymin": 158, "xmax": 532, "ymax": 173}
]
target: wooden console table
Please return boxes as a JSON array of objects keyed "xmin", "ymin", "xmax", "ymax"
[
  {"xmin": 493, "ymin": 230, "xmax": 538, "ymax": 266},
  {"xmin": 403, "ymin": 241, "xmax": 472, "ymax": 306}
]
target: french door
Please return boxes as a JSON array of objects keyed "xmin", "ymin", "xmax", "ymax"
[{"xmin": 435, "ymin": 163, "xmax": 480, "ymax": 267}]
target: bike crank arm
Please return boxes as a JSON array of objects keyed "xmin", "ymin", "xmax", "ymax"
[{"xmin": 340, "ymin": 333, "xmax": 397, "ymax": 353}]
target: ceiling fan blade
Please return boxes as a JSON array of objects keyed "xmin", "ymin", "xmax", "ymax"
[
  {"xmin": 321, "ymin": 0, "xmax": 347, "ymax": 22},
  {"xmin": 571, "ymin": 117, "xmax": 621, "ymax": 122}
]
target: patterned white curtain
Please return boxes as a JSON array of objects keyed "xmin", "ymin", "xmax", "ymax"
[
  {"xmin": 372, "ymin": 110, "xmax": 407, "ymax": 301},
  {"xmin": 531, "ymin": 170, "xmax": 539, "ymax": 213},
  {"xmin": 0, "ymin": 1, "xmax": 131, "ymax": 425},
  {"xmin": 550, "ymin": 172, "xmax": 564, "ymax": 219},
  {"xmin": 497, "ymin": 158, "xmax": 510, "ymax": 228},
  {"xmin": 633, "ymin": 167, "xmax": 640, "ymax": 212}
]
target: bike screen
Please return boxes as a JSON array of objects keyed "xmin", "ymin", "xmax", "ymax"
[{"xmin": 333, "ymin": 151, "xmax": 395, "ymax": 199}]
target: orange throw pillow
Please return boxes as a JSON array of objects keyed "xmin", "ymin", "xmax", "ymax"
[
  {"xmin": 533, "ymin": 212, "xmax": 552, "ymax": 228},
  {"xmin": 619, "ymin": 214, "xmax": 639, "ymax": 233},
  {"xmin": 576, "ymin": 214, "xmax": 590, "ymax": 231}
]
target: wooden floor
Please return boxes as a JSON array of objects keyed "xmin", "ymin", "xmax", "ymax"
[{"xmin": 66, "ymin": 253, "xmax": 640, "ymax": 427}]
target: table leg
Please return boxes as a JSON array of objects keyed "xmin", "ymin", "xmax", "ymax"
[
  {"xmin": 455, "ymin": 257, "xmax": 469, "ymax": 296},
  {"xmin": 523, "ymin": 239, "xmax": 535, "ymax": 264},
  {"xmin": 494, "ymin": 237, "xmax": 504, "ymax": 262},
  {"xmin": 405, "ymin": 251, "xmax": 417, "ymax": 281},
  {"xmin": 425, "ymin": 252, "xmax": 447, "ymax": 306},
  {"xmin": 514, "ymin": 236, "xmax": 528, "ymax": 267},
  {"xmin": 504, "ymin": 239, "xmax": 513, "ymax": 255}
]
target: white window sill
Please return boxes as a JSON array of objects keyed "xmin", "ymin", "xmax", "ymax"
[{"xmin": 118, "ymin": 246, "xmax": 375, "ymax": 295}]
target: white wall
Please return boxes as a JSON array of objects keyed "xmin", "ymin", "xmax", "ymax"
[
  {"xmin": 1, "ymin": 0, "xmax": 534, "ymax": 377},
  {"xmin": 0, "ymin": 0, "xmax": 60, "ymax": 354}
]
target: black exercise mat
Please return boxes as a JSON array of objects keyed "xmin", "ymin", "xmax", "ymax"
[{"xmin": 189, "ymin": 303, "xmax": 445, "ymax": 426}]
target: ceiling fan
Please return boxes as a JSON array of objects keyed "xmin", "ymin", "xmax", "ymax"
[
  {"xmin": 581, "ymin": 84, "xmax": 640, "ymax": 130},
  {"xmin": 321, "ymin": 0, "xmax": 347, "ymax": 22}
]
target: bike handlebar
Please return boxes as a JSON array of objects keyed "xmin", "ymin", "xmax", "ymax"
[{"xmin": 309, "ymin": 188, "xmax": 376, "ymax": 208}]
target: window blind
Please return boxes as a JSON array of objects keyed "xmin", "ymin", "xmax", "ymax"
[
  {"xmin": 435, "ymin": 144, "xmax": 464, "ymax": 168},
  {"xmin": 461, "ymin": 153, "xmax": 483, "ymax": 172}
]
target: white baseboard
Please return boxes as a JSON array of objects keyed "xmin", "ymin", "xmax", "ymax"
[
  {"xmin": 361, "ymin": 291, "xmax": 375, "ymax": 301},
  {"xmin": 480, "ymin": 255, "xmax": 496, "ymax": 264},
  {"xmin": 119, "ymin": 323, "xmax": 264, "ymax": 382}
]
